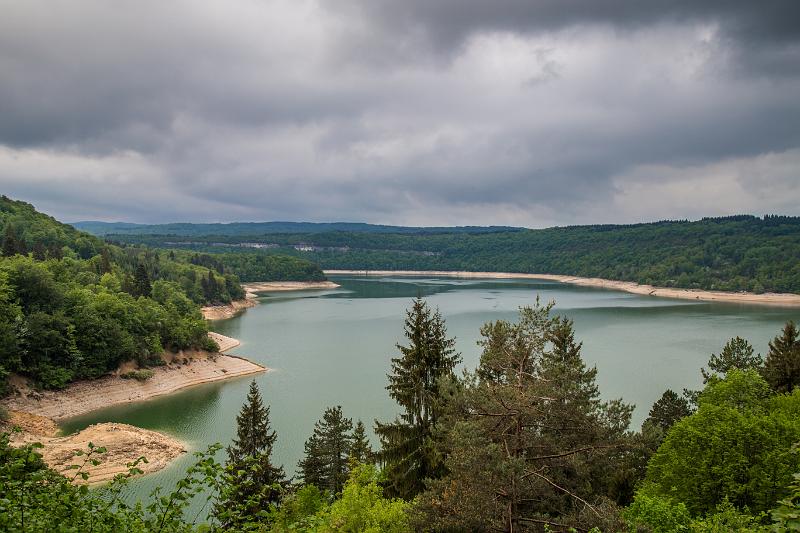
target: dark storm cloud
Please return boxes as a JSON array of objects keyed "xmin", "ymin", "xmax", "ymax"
[
  {"xmin": 335, "ymin": 0, "xmax": 800, "ymax": 72},
  {"xmin": 0, "ymin": 0, "xmax": 798, "ymax": 226}
]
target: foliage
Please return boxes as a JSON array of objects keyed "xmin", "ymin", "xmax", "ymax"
[
  {"xmin": 702, "ymin": 336, "xmax": 763, "ymax": 382},
  {"xmin": 218, "ymin": 380, "xmax": 286, "ymax": 529},
  {"xmin": 763, "ymin": 321, "xmax": 800, "ymax": 393},
  {"xmin": 104, "ymin": 215, "xmax": 800, "ymax": 294},
  {"xmin": 416, "ymin": 300, "xmax": 633, "ymax": 531},
  {"xmin": 644, "ymin": 389, "xmax": 692, "ymax": 433},
  {"xmin": 271, "ymin": 464, "xmax": 412, "ymax": 533},
  {"xmin": 772, "ymin": 472, "xmax": 800, "ymax": 531},
  {"xmin": 349, "ymin": 420, "xmax": 373, "ymax": 465},
  {"xmin": 644, "ymin": 370, "xmax": 800, "ymax": 516},
  {"xmin": 0, "ymin": 429, "xmax": 226, "ymax": 532},
  {"xmin": 120, "ymin": 369, "xmax": 155, "ymax": 381},
  {"xmin": 0, "ymin": 196, "xmax": 256, "ymax": 391},
  {"xmin": 298, "ymin": 406, "xmax": 353, "ymax": 495},
  {"xmin": 374, "ymin": 297, "xmax": 460, "ymax": 499}
]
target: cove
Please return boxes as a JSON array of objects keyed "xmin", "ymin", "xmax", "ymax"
[{"xmin": 59, "ymin": 275, "xmax": 799, "ymax": 501}]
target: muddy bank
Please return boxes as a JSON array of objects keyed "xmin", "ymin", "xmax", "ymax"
[{"xmin": 324, "ymin": 270, "xmax": 800, "ymax": 307}]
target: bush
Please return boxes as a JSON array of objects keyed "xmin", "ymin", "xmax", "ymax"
[{"xmin": 120, "ymin": 369, "xmax": 155, "ymax": 382}]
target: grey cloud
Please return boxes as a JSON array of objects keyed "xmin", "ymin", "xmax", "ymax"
[{"xmin": 0, "ymin": 1, "xmax": 798, "ymax": 226}]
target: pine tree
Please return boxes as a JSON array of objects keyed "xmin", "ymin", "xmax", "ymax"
[
  {"xmin": 416, "ymin": 301, "xmax": 633, "ymax": 531},
  {"xmin": 375, "ymin": 297, "xmax": 460, "ymax": 499},
  {"xmin": 298, "ymin": 406, "xmax": 353, "ymax": 494},
  {"xmin": 349, "ymin": 420, "xmax": 373, "ymax": 465},
  {"xmin": 217, "ymin": 380, "xmax": 286, "ymax": 528},
  {"xmin": 702, "ymin": 336, "xmax": 763, "ymax": 382},
  {"xmin": 763, "ymin": 321, "xmax": 800, "ymax": 393}
]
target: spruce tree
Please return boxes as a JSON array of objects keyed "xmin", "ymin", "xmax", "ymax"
[
  {"xmin": 2, "ymin": 225, "xmax": 24, "ymax": 257},
  {"xmin": 375, "ymin": 297, "xmax": 460, "ymax": 499},
  {"xmin": 217, "ymin": 380, "xmax": 286, "ymax": 528},
  {"xmin": 763, "ymin": 321, "xmax": 800, "ymax": 393},
  {"xmin": 349, "ymin": 420, "xmax": 373, "ymax": 464},
  {"xmin": 298, "ymin": 405, "xmax": 353, "ymax": 494}
]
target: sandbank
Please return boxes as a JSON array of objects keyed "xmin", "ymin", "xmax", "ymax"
[
  {"xmin": 324, "ymin": 270, "xmax": 800, "ymax": 307},
  {"xmin": 242, "ymin": 280, "xmax": 340, "ymax": 294},
  {"xmin": 5, "ymin": 411, "xmax": 185, "ymax": 485}
]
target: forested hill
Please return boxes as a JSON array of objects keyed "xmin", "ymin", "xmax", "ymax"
[
  {"xmin": 0, "ymin": 196, "xmax": 319, "ymax": 390},
  {"xmin": 73, "ymin": 220, "xmax": 523, "ymax": 236},
  {"xmin": 96, "ymin": 215, "xmax": 800, "ymax": 294}
]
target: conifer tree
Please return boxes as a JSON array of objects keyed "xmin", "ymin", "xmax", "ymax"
[
  {"xmin": 132, "ymin": 263, "xmax": 151, "ymax": 298},
  {"xmin": 763, "ymin": 321, "xmax": 800, "ymax": 393},
  {"xmin": 644, "ymin": 389, "xmax": 691, "ymax": 433},
  {"xmin": 298, "ymin": 405, "xmax": 353, "ymax": 494},
  {"xmin": 349, "ymin": 420, "xmax": 373, "ymax": 464},
  {"xmin": 416, "ymin": 300, "xmax": 633, "ymax": 531},
  {"xmin": 217, "ymin": 380, "xmax": 286, "ymax": 528},
  {"xmin": 2, "ymin": 225, "xmax": 25, "ymax": 257},
  {"xmin": 702, "ymin": 336, "xmax": 763, "ymax": 382},
  {"xmin": 375, "ymin": 297, "xmax": 460, "ymax": 499}
]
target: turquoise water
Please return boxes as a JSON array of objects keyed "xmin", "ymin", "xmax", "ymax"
[{"xmin": 60, "ymin": 275, "xmax": 798, "ymax": 502}]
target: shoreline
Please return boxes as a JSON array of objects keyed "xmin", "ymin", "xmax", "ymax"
[
  {"xmin": 5, "ymin": 411, "xmax": 186, "ymax": 486},
  {"xmin": 2, "ymin": 333, "xmax": 265, "ymax": 421},
  {"xmin": 324, "ymin": 269, "xmax": 800, "ymax": 307},
  {"xmin": 202, "ymin": 297, "xmax": 257, "ymax": 320},
  {"xmin": 202, "ymin": 281, "xmax": 342, "ymax": 320},
  {"xmin": 1, "ymin": 332, "xmax": 265, "ymax": 484}
]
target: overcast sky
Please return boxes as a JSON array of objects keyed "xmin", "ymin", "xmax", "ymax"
[{"xmin": 1, "ymin": 0, "xmax": 798, "ymax": 227}]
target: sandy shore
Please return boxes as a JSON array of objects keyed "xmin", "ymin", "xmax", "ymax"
[
  {"xmin": 325, "ymin": 270, "xmax": 800, "ymax": 307},
  {"xmin": 3, "ymin": 336, "xmax": 264, "ymax": 421},
  {"xmin": 5, "ymin": 411, "xmax": 185, "ymax": 485},
  {"xmin": 1, "ymin": 332, "xmax": 265, "ymax": 483},
  {"xmin": 243, "ymin": 280, "xmax": 340, "ymax": 294},
  {"xmin": 202, "ymin": 297, "xmax": 257, "ymax": 320}
]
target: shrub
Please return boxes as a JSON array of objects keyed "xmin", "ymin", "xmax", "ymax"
[{"xmin": 120, "ymin": 369, "xmax": 155, "ymax": 382}]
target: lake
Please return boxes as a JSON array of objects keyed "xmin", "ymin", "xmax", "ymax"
[{"xmin": 60, "ymin": 275, "xmax": 799, "ymax": 503}]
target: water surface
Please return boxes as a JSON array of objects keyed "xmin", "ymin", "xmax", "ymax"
[{"xmin": 61, "ymin": 275, "xmax": 799, "ymax": 501}]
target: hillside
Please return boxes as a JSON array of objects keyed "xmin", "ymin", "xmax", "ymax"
[
  {"xmin": 73, "ymin": 220, "xmax": 523, "ymax": 236},
  {"xmin": 0, "ymin": 196, "xmax": 333, "ymax": 390},
  {"xmin": 93, "ymin": 215, "xmax": 800, "ymax": 294}
]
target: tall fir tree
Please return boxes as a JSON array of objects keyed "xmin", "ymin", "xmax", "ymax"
[
  {"xmin": 375, "ymin": 297, "xmax": 460, "ymax": 499},
  {"xmin": 763, "ymin": 321, "xmax": 800, "ymax": 393},
  {"xmin": 217, "ymin": 380, "xmax": 286, "ymax": 528},
  {"xmin": 298, "ymin": 405, "xmax": 353, "ymax": 494},
  {"xmin": 349, "ymin": 420, "xmax": 374, "ymax": 465},
  {"xmin": 644, "ymin": 389, "xmax": 692, "ymax": 433},
  {"xmin": 2, "ymin": 225, "xmax": 25, "ymax": 257}
]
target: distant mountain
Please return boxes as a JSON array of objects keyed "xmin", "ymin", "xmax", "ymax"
[{"xmin": 71, "ymin": 220, "xmax": 525, "ymax": 237}]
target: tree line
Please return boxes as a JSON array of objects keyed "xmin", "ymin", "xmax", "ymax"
[
  {"xmin": 108, "ymin": 214, "xmax": 800, "ymax": 294},
  {"xmin": 3, "ymin": 295, "xmax": 800, "ymax": 531}
]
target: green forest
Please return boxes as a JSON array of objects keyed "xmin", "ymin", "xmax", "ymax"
[
  {"xmin": 97, "ymin": 215, "xmax": 800, "ymax": 294},
  {"xmin": 3, "ymin": 297, "xmax": 800, "ymax": 531},
  {"xmin": 0, "ymin": 196, "xmax": 321, "ymax": 390}
]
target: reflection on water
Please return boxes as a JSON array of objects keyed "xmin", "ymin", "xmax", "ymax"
[{"xmin": 62, "ymin": 275, "xmax": 799, "ymax": 506}]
